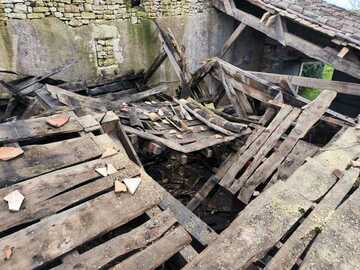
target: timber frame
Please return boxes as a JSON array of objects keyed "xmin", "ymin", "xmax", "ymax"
[{"xmin": 213, "ymin": 0, "xmax": 360, "ymax": 80}]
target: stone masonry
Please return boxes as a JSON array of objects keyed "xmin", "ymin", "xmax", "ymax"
[{"xmin": 0, "ymin": 0, "xmax": 209, "ymax": 27}]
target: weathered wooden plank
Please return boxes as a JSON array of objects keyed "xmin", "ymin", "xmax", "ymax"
[
  {"xmin": 238, "ymin": 90, "xmax": 336, "ymax": 203},
  {"xmin": 212, "ymin": 0, "xmax": 360, "ymax": 80},
  {"xmin": 251, "ymin": 71, "xmax": 360, "ymax": 96},
  {"xmin": 146, "ymin": 168, "xmax": 218, "ymax": 246},
  {"xmin": 182, "ymin": 182, "xmax": 312, "ymax": 270},
  {"xmin": 145, "ymin": 206, "xmax": 198, "ymax": 263},
  {"xmin": 55, "ymin": 209, "xmax": 177, "ymax": 270},
  {"xmin": 0, "ymin": 135, "xmax": 103, "ymax": 187},
  {"xmin": 118, "ymin": 85, "xmax": 171, "ymax": 103},
  {"xmin": 187, "ymin": 153, "xmax": 237, "ymax": 211},
  {"xmin": 155, "ymin": 22, "xmax": 191, "ymax": 97},
  {"xmin": 0, "ymin": 155, "xmax": 139, "ymax": 233},
  {"xmin": 265, "ymin": 168, "xmax": 359, "ymax": 270},
  {"xmin": 0, "ymin": 178, "xmax": 161, "ymax": 269},
  {"xmin": 0, "ymin": 113, "xmax": 83, "ymax": 144},
  {"xmin": 220, "ymin": 23, "xmax": 247, "ymax": 57},
  {"xmin": 300, "ymin": 187, "xmax": 360, "ymax": 270},
  {"xmin": 232, "ymin": 108, "xmax": 301, "ymax": 194},
  {"xmin": 220, "ymin": 105, "xmax": 292, "ymax": 189},
  {"xmin": 112, "ymin": 226, "xmax": 192, "ymax": 270},
  {"xmin": 143, "ymin": 50, "xmax": 168, "ymax": 84},
  {"xmin": 286, "ymin": 127, "xmax": 360, "ymax": 202},
  {"xmin": 276, "ymin": 140, "xmax": 319, "ymax": 181},
  {"xmin": 211, "ymin": 68, "xmax": 274, "ymax": 103},
  {"xmin": 175, "ymin": 99, "xmax": 235, "ymax": 136}
]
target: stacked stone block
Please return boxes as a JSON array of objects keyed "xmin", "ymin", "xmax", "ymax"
[{"xmin": 0, "ymin": 0, "xmax": 209, "ymax": 26}]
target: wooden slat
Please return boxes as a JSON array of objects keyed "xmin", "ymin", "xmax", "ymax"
[
  {"xmin": 56, "ymin": 209, "xmax": 177, "ymax": 270},
  {"xmin": 300, "ymin": 187, "xmax": 360, "ymax": 270},
  {"xmin": 112, "ymin": 226, "xmax": 192, "ymax": 270},
  {"xmin": 182, "ymin": 182, "xmax": 312, "ymax": 270},
  {"xmin": 0, "ymin": 179, "xmax": 161, "ymax": 269},
  {"xmin": 265, "ymin": 168, "xmax": 359, "ymax": 270},
  {"xmin": 0, "ymin": 135, "xmax": 103, "ymax": 187},
  {"xmin": 238, "ymin": 90, "xmax": 336, "ymax": 203},
  {"xmin": 231, "ymin": 108, "xmax": 301, "ymax": 194},
  {"xmin": 220, "ymin": 105, "xmax": 292, "ymax": 189}
]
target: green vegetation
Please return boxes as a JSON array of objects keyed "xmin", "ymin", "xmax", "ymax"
[{"xmin": 299, "ymin": 63, "xmax": 334, "ymax": 100}]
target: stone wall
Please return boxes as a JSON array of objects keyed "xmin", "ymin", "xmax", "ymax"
[
  {"xmin": 0, "ymin": 0, "xmax": 209, "ymax": 27},
  {"xmin": 0, "ymin": 10, "xmax": 235, "ymax": 83}
]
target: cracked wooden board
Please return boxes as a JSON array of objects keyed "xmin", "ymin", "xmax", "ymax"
[
  {"xmin": 0, "ymin": 154, "xmax": 139, "ymax": 233},
  {"xmin": 286, "ymin": 127, "xmax": 360, "ymax": 202},
  {"xmin": 0, "ymin": 135, "xmax": 103, "ymax": 187},
  {"xmin": 0, "ymin": 113, "xmax": 83, "ymax": 144},
  {"xmin": 182, "ymin": 181, "xmax": 312, "ymax": 270},
  {"xmin": 238, "ymin": 90, "xmax": 336, "ymax": 203},
  {"xmin": 54, "ymin": 209, "xmax": 179, "ymax": 270},
  {"xmin": 299, "ymin": 187, "xmax": 360, "ymax": 270},
  {"xmin": 265, "ymin": 168, "xmax": 359, "ymax": 270},
  {"xmin": 0, "ymin": 176, "xmax": 162, "ymax": 269}
]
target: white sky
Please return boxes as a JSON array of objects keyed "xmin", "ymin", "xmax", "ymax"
[{"xmin": 325, "ymin": 0, "xmax": 352, "ymax": 9}]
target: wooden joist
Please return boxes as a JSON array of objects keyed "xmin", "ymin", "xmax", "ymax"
[{"xmin": 142, "ymin": 49, "xmax": 168, "ymax": 85}]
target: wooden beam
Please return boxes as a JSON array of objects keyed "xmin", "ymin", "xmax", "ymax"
[
  {"xmin": 143, "ymin": 50, "xmax": 167, "ymax": 85},
  {"xmin": 212, "ymin": 0, "xmax": 360, "ymax": 80},
  {"xmin": 220, "ymin": 23, "xmax": 247, "ymax": 57},
  {"xmin": 250, "ymin": 71, "xmax": 360, "ymax": 96}
]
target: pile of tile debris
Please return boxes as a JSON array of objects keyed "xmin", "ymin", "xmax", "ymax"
[{"xmin": 1, "ymin": 18, "xmax": 360, "ymax": 270}]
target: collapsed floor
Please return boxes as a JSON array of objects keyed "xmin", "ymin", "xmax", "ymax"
[{"xmin": 2, "ymin": 5, "xmax": 360, "ymax": 270}]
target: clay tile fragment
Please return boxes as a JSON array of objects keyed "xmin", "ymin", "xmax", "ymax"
[
  {"xmin": 123, "ymin": 177, "xmax": 141, "ymax": 195},
  {"xmin": 114, "ymin": 180, "xmax": 127, "ymax": 193},
  {"xmin": 3, "ymin": 245, "xmax": 13, "ymax": 261},
  {"xmin": 0, "ymin": 147, "xmax": 24, "ymax": 161},
  {"xmin": 107, "ymin": 163, "xmax": 117, "ymax": 175},
  {"xmin": 4, "ymin": 190, "xmax": 25, "ymax": 212},
  {"xmin": 46, "ymin": 115, "xmax": 70, "ymax": 128}
]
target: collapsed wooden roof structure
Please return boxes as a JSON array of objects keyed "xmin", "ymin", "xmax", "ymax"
[{"xmin": 1, "ymin": 1, "xmax": 360, "ymax": 269}]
